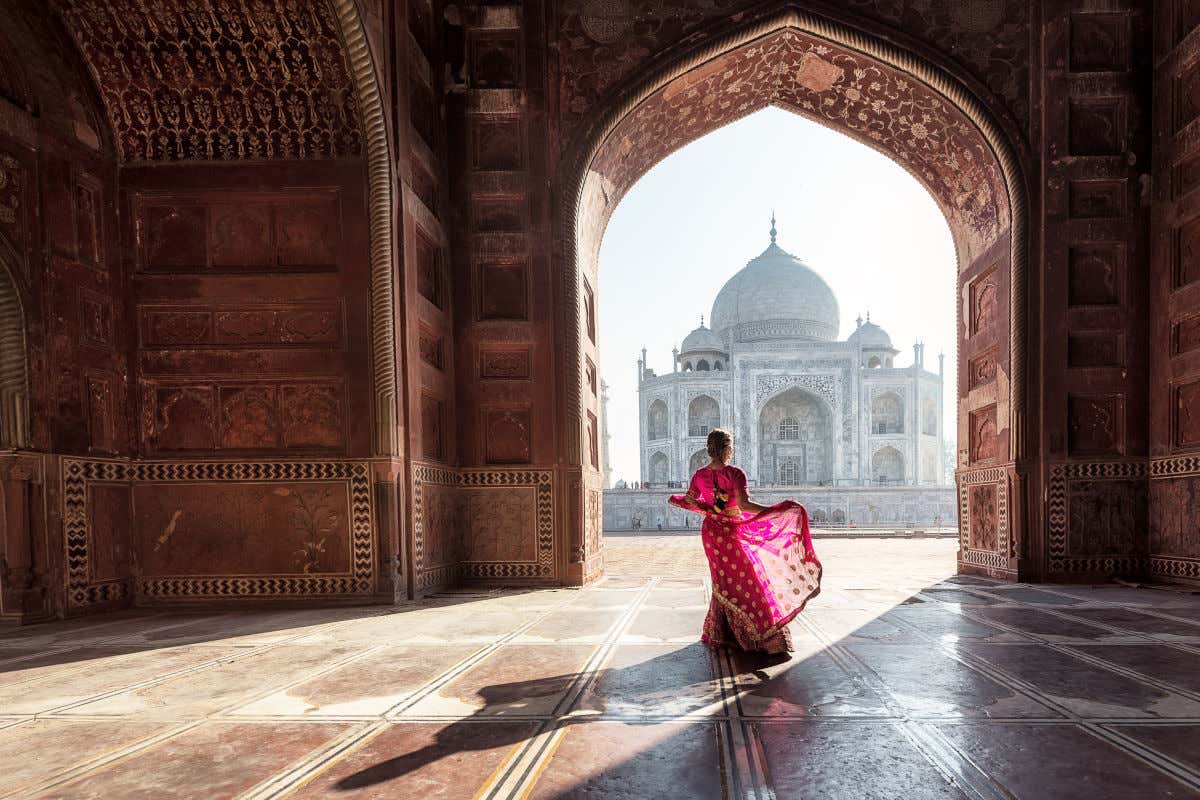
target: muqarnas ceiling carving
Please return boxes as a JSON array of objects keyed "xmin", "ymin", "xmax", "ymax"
[{"xmin": 55, "ymin": 0, "xmax": 362, "ymax": 162}]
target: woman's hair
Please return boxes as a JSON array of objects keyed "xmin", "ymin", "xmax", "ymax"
[{"xmin": 706, "ymin": 428, "xmax": 733, "ymax": 459}]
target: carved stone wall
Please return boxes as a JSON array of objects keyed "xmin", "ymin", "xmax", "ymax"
[
  {"xmin": 1150, "ymin": 2, "xmax": 1200, "ymax": 582},
  {"xmin": 1040, "ymin": 1, "xmax": 1151, "ymax": 581}
]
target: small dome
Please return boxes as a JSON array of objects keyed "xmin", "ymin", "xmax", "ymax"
[
  {"xmin": 847, "ymin": 319, "xmax": 894, "ymax": 350},
  {"xmin": 680, "ymin": 323, "xmax": 725, "ymax": 354},
  {"xmin": 710, "ymin": 227, "xmax": 840, "ymax": 343}
]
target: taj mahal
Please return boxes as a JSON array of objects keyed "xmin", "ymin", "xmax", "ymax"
[{"xmin": 603, "ymin": 220, "xmax": 958, "ymax": 530}]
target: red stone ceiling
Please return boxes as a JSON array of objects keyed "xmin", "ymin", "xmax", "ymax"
[
  {"xmin": 586, "ymin": 29, "xmax": 1009, "ymax": 261},
  {"xmin": 53, "ymin": 0, "xmax": 362, "ymax": 162}
]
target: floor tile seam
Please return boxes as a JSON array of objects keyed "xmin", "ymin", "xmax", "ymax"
[
  {"xmin": 732, "ymin": 719, "xmax": 775, "ymax": 800},
  {"xmin": 1079, "ymin": 722, "xmax": 1200, "ymax": 794},
  {"xmin": 382, "ymin": 588, "xmax": 585, "ymax": 717},
  {"xmin": 211, "ymin": 644, "xmax": 392, "ymax": 718},
  {"xmin": 884, "ymin": 603, "xmax": 1039, "ymax": 645},
  {"xmin": 549, "ymin": 578, "xmax": 661, "ymax": 718},
  {"xmin": 925, "ymin": 643, "xmax": 1085, "ymax": 721},
  {"xmin": 87, "ymin": 612, "xmax": 260, "ymax": 646},
  {"xmin": 234, "ymin": 719, "xmax": 390, "ymax": 800},
  {"xmin": 16, "ymin": 636, "xmax": 327, "ymax": 718},
  {"xmin": 1113, "ymin": 605, "xmax": 1200, "ymax": 629},
  {"xmin": 3, "ymin": 719, "xmax": 204, "ymax": 800},
  {"xmin": 946, "ymin": 593, "xmax": 1177, "ymax": 640},
  {"xmin": 482, "ymin": 580, "xmax": 663, "ymax": 800},
  {"xmin": 797, "ymin": 618, "xmax": 1024, "ymax": 800},
  {"xmin": 0, "ymin": 717, "xmax": 32, "ymax": 731},
  {"xmin": 795, "ymin": 616, "xmax": 914, "ymax": 722},
  {"xmin": 948, "ymin": 604, "xmax": 1111, "ymax": 644},
  {"xmin": 897, "ymin": 719, "xmax": 1015, "ymax": 800},
  {"xmin": 1047, "ymin": 643, "xmax": 1200, "ymax": 705}
]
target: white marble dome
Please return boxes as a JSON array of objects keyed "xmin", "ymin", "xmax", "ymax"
[
  {"xmin": 847, "ymin": 319, "xmax": 895, "ymax": 350},
  {"xmin": 680, "ymin": 322, "xmax": 725, "ymax": 354},
  {"xmin": 709, "ymin": 236, "xmax": 840, "ymax": 343}
]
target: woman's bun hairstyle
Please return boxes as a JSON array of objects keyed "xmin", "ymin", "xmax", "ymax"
[{"xmin": 706, "ymin": 428, "xmax": 733, "ymax": 459}]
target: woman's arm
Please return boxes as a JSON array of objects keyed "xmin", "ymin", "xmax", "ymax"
[{"xmin": 733, "ymin": 468, "xmax": 770, "ymax": 514}]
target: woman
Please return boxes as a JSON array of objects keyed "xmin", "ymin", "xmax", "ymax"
[{"xmin": 669, "ymin": 428, "xmax": 822, "ymax": 654}]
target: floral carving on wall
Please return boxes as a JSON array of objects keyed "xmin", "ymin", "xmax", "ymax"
[
  {"xmin": 558, "ymin": 0, "xmax": 1029, "ymax": 136},
  {"xmin": 582, "ymin": 30, "xmax": 1009, "ymax": 266},
  {"xmin": 56, "ymin": 0, "xmax": 361, "ymax": 162}
]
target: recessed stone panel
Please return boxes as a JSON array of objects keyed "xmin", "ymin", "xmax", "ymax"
[
  {"xmin": 79, "ymin": 289, "xmax": 112, "ymax": 348},
  {"xmin": 75, "ymin": 172, "xmax": 103, "ymax": 267},
  {"xmin": 1177, "ymin": 59, "xmax": 1200, "ymax": 132},
  {"xmin": 968, "ymin": 350, "xmax": 998, "ymax": 390},
  {"xmin": 150, "ymin": 385, "xmax": 217, "ymax": 451},
  {"xmin": 1067, "ymin": 479, "xmax": 1145, "ymax": 556},
  {"xmin": 968, "ymin": 483, "xmax": 999, "ymax": 551},
  {"xmin": 969, "ymin": 404, "xmax": 998, "ymax": 463},
  {"xmin": 472, "ymin": 195, "xmax": 525, "ymax": 232},
  {"xmin": 219, "ymin": 386, "xmax": 280, "ymax": 449},
  {"xmin": 1068, "ymin": 394, "xmax": 1123, "ymax": 455},
  {"xmin": 84, "ymin": 373, "xmax": 116, "ymax": 453},
  {"xmin": 418, "ymin": 326, "xmax": 444, "ymax": 370},
  {"xmin": 1067, "ymin": 332, "xmax": 1123, "ymax": 368},
  {"xmin": 479, "ymin": 262, "xmax": 528, "ymax": 320},
  {"xmin": 88, "ymin": 483, "xmax": 131, "ymax": 582},
  {"xmin": 1069, "ymin": 13, "xmax": 1129, "ymax": 72},
  {"xmin": 969, "ymin": 269, "xmax": 999, "ymax": 337},
  {"xmin": 415, "ymin": 228, "xmax": 441, "ymax": 308},
  {"xmin": 1068, "ymin": 179, "xmax": 1126, "ymax": 219},
  {"xmin": 144, "ymin": 205, "xmax": 208, "ymax": 269},
  {"xmin": 275, "ymin": 202, "xmax": 337, "ymax": 267},
  {"xmin": 1177, "ymin": 215, "xmax": 1200, "ymax": 288},
  {"xmin": 480, "ymin": 348, "xmax": 530, "ymax": 380},
  {"xmin": 471, "ymin": 33, "xmax": 521, "ymax": 88},
  {"xmin": 473, "ymin": 119, "xmax": 522, "ymax": 171},
  {"xmin": 1174, "ymin": 315, "xmax": 1200, "ymax": 355},
  {"xmin": 484, "ymin": 407, "xmax": 531, "ymax": 464},
  {"xmin": 280, "ymin": 384, "xmax": 343, "ymax": 449},
  {"xmin": 132, "ymin": 481, "xmax": 353, "ymax": 576},
  {"xmin": 461, "ymin": 485, "xmax": 537, "ymax": 561},
  {"xmin": 1176, "ymin": 381, "xmax": 1200, "ymax": 447},
  {"xmin": 1069, "ymin": 98, "xmax": 1127, "ymax": 156},
  {"xmin": 1068, "ymin": 244, "xmax": 1123, "ymax": 306},
  {"xmin": 421, "ymin": 394, "xmax": 444, "ymax": 460},
  {"xmin": 209, "ymin": 203, "xmax": 273, "ymax": 268}
]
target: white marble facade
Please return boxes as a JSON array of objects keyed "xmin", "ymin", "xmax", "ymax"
[{"xmin": 635, "ymin": 223, "xmax": 951, "ymax": 502}]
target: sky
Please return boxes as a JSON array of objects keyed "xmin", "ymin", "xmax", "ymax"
[{"xmin": 597, "ymin": 106, "xmax": 958, "ymax": 485}]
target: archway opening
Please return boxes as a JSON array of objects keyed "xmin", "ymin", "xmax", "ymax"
[{"xmin": 577, "ymin": 12, "xmax": 1025, "ymax": 580}]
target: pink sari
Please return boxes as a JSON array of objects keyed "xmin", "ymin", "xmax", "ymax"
[{"xmin": 669, "ymin": 465, "xmax": 821, "ymax": 653}]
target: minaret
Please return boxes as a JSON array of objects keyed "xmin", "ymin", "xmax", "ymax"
[
  {"xmin": 672, "ymin": 345, "xmax": 679, "ymax": 372},
  {"xmin": 938, "ymin": 350, "xmax": 945, "ymax": 379},
  {"xmin": 600, "ymin": 379, "xmax": 613, "ymax": 489}
]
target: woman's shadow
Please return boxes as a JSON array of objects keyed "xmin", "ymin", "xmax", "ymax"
[{"xmin": 333, "ymin": 643, "xmax": 790, "ymax": 791}]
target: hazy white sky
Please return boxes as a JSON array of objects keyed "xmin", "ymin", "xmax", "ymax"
[{"xmin": 598, "ymin": 106, "xmax": 957, "ymax": 484}]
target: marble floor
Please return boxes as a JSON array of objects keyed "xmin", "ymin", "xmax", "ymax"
[{"xmin": 3, "ymin": 537, "xmax": 1200, "ymax": 798}]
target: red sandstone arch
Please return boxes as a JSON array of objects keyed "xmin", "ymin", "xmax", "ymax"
[{"xmin": 560, "ymin": 8, "xmax": 1030, "ymax": 579}]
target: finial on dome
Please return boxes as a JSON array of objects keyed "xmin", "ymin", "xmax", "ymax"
[
  {"xmin": 866, "ymin": 310, "xmax": 871, "ymax": 323},
  {"xmin": 769, "ymin": 212, "xmax": 777, "ymax": 245},
  {"xmin": 856, "ymin": 313, "xmax": 863, "ymax": 329},
  {"xmin": 700, "ymin": 314, "xmax": 705, "ymax": 328}
]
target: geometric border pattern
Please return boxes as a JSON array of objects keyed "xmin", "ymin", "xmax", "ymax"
[
  {"xmin": 411, "ymin": 462, "xmax": 558, "ymax": 592},
  {"xmin": 956, "ymin": 466, "xmax": 1009, "ymax": 572},
  {"xmin": 1047, "ymin": 459, "xmax": 1147, "ymax": 576},
  {"xmin": 63, "ymin": 458, "xmax": 375, "ymax": 607},
  {"xmin": 410, "ymin": 462, "xmax": 459, "ymax": 593},
  {"xmin": 1149, "ymin": 454, "xmax": 1200, "ymax": 581},
  {"xmin": 62, "ymin": 458, "xmax": 131, "ymax": 609}
]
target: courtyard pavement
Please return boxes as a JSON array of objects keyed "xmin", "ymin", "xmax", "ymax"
[{"xmin": 2, "ymin": 537, "xmax": 1200, "ymax": 798}]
